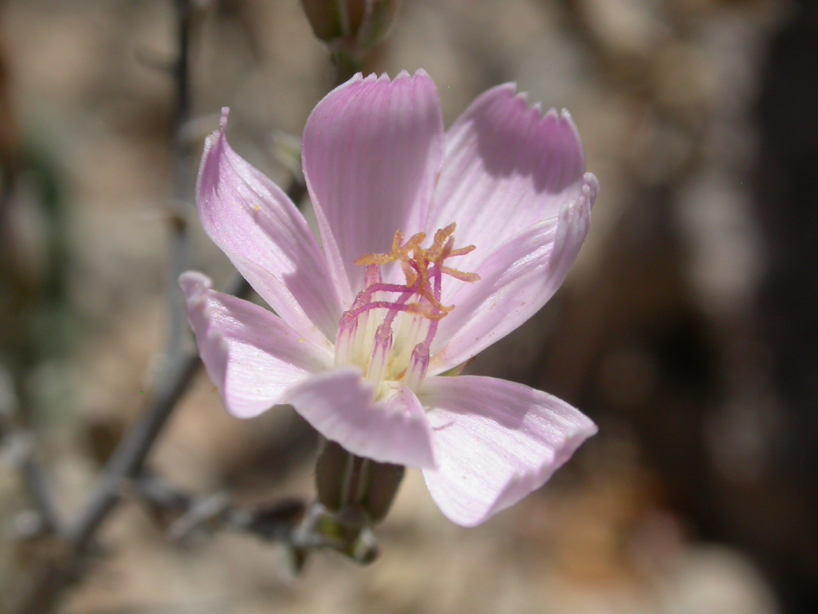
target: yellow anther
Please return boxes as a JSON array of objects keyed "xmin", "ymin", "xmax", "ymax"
[
  {"xmin": 445, "ymin": 244, "xmax": 476, "ymax": 258},
  {"xmin": 355, "ymin": 230, "xmax": 427, "ymax": 266},
  {"xmin": 401, "ymin": 231, "xmax": 426, "ymax": 254},
  {"xmin": 392, "ymin": 230, "xmax": 404, "ymax": 252},
  {"xmin": 400, "ymin": 260, "xmax": 417, "ymax": 286},
  {"xmin": 441, "ymin": 266, "xmax": 481, "ymax": 282},
  {"xmin": 355, "ymin": 252, "xmax": 396, "ymax": 266},
  {"xmin": 353, "ymin": 222, "xmax": 479, "ymax": 322},
  {"xmin": 434, "ymin": 222, "xmax": 457, "ymax": 245},
  {"xmin": 428, "ymin": 223, "xmax": 457, "ymax": 260},
  {"xmin": 406, "ymin": 302, "xmax": 452, "ymax": 320}
]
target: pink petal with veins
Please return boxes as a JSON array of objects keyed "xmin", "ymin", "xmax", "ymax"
[
  {"xmin": 302, "ymin": 70, "xmax": 444, "ymax": 299},
  {"xmin": 181, "ymin": 272, "xmax": 331, "ymax": 418},
  {"xmin": 419, "ymin": 375, "xmax": 596, "ymax": 527},
  {"xmin": 428, "ymin": 83, "xmax": 591, "ymax": 280},
  {"xmin": 287, "ymin": 368, "xmax": 436, "ymax": 469},
  {"xmin": 430, "ymin": 175, "xmax": 597, "ymax": 374},
  {"xmin": 197, "ymin": 113, "xmax": 342, "ymax": 344}
]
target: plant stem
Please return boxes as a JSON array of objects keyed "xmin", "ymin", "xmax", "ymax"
[{"xmin": 166, "ymin": 0, "xmax": 195, "ymax": 362}]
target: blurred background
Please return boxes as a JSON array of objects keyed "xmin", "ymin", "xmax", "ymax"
[{"xmin": 1, "ymin": 0, "xmax": 816, "ymax": 612}]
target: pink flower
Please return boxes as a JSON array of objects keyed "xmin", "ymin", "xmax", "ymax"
[{"xmin": 182, "ymin": 71, "xmax": 599, "ymax": 527}]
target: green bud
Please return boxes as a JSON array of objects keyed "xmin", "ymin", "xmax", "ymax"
[
  {"xmin": 298, "ymin": 502, "xmax": 380, "ymax": 564},
  {"xmin": 315, "ymin": 439, "xmax": 405, "ymax": 525},
  {"xmin": 300, "ymin": 0, "xmax": 402, "ymax": 51},
  {"xmin": 300, "ymin": 0, "xmax": 343, "ymax": 42}
]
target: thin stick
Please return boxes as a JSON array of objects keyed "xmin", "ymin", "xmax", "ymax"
[
  {"xmin": 16, "ymin": 0, "xmax": 330, "ymax": 604},
  {"xmin": 15, "ymin": 2, "xmax": 196, "ymax": 611},
  {"xmin": 166, "ymin": 0, "xmax": 195, "ymax": 362},
  {"xmin": 19, "ymin": 444, "xmax": 62, "ymax": 535}
]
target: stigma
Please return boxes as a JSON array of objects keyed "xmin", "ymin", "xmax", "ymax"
[{"xmin": 334, "ymin": 223, "xmax": 479, "ymax": 393}]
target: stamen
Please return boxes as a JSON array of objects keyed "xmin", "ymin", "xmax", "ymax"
[
  {"xmin": 446, "ymin": 244, "xmax": 476, "ymax": 258},
  {"xmin": 440, "ymin": 266, "xmax": 481, "ymax": 282},
  {"xmin": 400, "ymin": 260, "xmax": 417, "ymax": 286},
  {"xmin": 363, "ymin": 264, "xmax": 381, "ymax": 288},
  {"xmin": 404, "ymin": 343, "xmax": 430, "ymax": 391},
  {"xmin": 338, "ymin": 222, "xmax": 480, "ymax": 390},
  {"xmin": 334, "ymin": 315, "xmax": 357, "ymax": 368},
  {"xmin": 366, "ymin": 324, "xmax": 392, "ymax": 385}
]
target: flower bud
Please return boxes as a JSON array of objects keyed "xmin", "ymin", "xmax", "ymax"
[
  {"xmin": 315, "ymin": 439, "xmax": 405, "ymax": 524},
  {"xmin": 300, "ymin": 0, "xmax": 402, "ymax": 50},
  {"xmin": 300, "ymin": 0, "xmax": 343, "ymax": 42}
]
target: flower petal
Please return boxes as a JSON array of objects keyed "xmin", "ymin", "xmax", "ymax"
[
  {"xmin": 286, "ymin": 368, "xmax": 436, "ymax": 468},
  {"xmin": 181, "ymin": 271, "xmax": 333, "ymax": 419},
  {"xmin": 418, "ymin": 375, "xmax": 597, "ymax": 527},
  {"xmin": 197, "ymin": 111, "xmax": 343, "ymax": 344},
  {"xmin": 302, "ymin": 71, "xmax": 444, "ymax": 299},
  {"xmin": 427, "ymin": 84, "xmax": 589, "ymax": 275},
  {"xmin": 430, "ymin": 175, "xmax": 597, "ymax": 374}
]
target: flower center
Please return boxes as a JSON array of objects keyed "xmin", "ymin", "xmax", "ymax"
[{"xmin": 334, "ymin": 223, "xmax": 479, "ymax": 393}]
